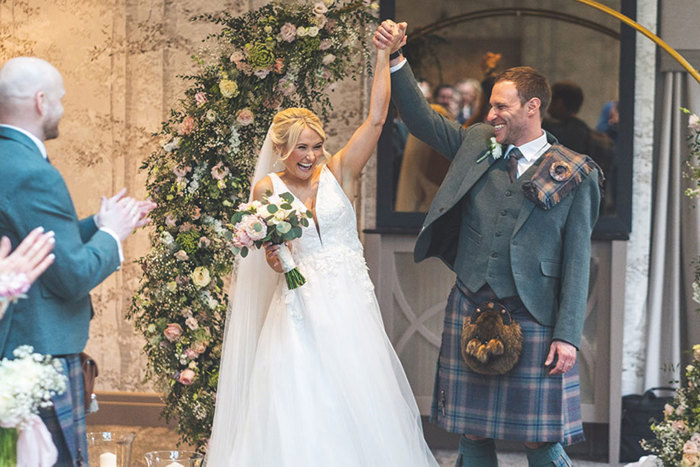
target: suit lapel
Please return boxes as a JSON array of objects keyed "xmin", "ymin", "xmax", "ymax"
[{"xmin": 454, "ymin": 149, "xmax": 496, "ymax": 202}]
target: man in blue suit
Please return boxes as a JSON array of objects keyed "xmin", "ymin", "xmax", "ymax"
[
  {"xmin": 0, "ymin": 57, "xmax": 155, "ymax": 465},
  {"xmin": 375, "ymin": 22, "xmax": 602, "ymax": 466}
]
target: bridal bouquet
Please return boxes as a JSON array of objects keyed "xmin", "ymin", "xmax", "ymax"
[
  {"xmin": 230, "ymin": 192, "xmax": 312, "ymax": 289},
  {"xmin": 0, "ymin": 345, "xmax": 67, "ymax": 466}
]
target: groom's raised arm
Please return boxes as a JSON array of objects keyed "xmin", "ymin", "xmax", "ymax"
[{"xmin": 390, "ymin": 61, "xmax": 465, "ymax": 162}]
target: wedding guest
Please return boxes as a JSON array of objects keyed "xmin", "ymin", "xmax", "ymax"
[
  {"xmin": 0, "ymin": 227, "xmax": 55, "ymax": 319},
  {"xmin": 455, "ymin": 78, "xmax": 481, "ymax": 124},
  {"xmin": 0, "ymin": 56, "xmax": 156, "ymax": 466},
  {"xmin": 434, "ymin": 83, "xmax": 459, "ymax": 118},
  {"xmin": 376, "ymin": 21, "xmax": 602, "ymax": 466}
]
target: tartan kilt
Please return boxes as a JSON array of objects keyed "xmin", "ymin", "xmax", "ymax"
[
  {"xmin": 430, "ymin": 281, "xmax": 585, "ymax": 446},
  {"xmin": 39, "ymin": 354, "xmax": 87, "ymax": 466}
]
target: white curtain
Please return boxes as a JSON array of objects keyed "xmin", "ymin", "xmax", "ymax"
[{"xmin": 643, "ymin": 72, "xmax": 700, "ymax": 389}]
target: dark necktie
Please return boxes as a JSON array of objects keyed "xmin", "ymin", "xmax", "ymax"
[{"xmin": 506, "ymin": 147, "xmax": 523, "ymax": 183}]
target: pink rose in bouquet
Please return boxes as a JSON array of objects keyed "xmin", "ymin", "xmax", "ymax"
[{"xmin": 230, "ymin": 192, "xmax": 312, "ymax": 289}]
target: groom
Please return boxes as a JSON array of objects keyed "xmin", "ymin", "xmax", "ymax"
[
  {"xmin": 375, "ymin": 22, "xmax": 602, "ymax": 466},
  {"xmin": 0, "ymin": 56, "xmax": 155, "ymax": 465}
]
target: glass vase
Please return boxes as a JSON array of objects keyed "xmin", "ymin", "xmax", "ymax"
[
  {"xmin": 144, "ymin": 450, "xmax": 204, "ymax": 467},
  {"xmin": 86, "ymin": 431, "xmax": 135, "ymax": 467}
]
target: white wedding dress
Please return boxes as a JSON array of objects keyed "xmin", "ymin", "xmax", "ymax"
[{"xmin": 207, "ymin": 165, "xmax": 437, "ymax": 466}]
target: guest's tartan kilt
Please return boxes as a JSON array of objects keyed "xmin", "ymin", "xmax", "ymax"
[
  {"xmin": 39, "ymin": 354, "xmax": 87, "ymax": 466},
  {"xmin": 430, "ymin": 281, "xmax": 585, "ymax": 446}
]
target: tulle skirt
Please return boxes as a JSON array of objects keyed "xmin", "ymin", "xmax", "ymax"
[{"xmin": 221, "ymin": 248, "xmax": 438, "ymax": 467}]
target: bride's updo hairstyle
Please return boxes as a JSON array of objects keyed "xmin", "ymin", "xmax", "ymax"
[{"xmin": 271, "ymin": 108, "xmax": 332, "ymax": 162}]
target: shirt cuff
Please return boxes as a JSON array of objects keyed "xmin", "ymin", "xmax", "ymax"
[
  {"xmin": 390, "ymin": 58, "xmax": 407, "ymax": 73},
  {"xmin": 99, "ymin": 227, "xmax": 124, "ymax": 265}
]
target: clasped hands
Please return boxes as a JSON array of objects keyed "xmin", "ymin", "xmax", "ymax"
[
  {"xmin": 373, "ymin": 19, "xmax": 408, "ymax": 55},
  {"xmin": 95, "ymin": 188, "xmax": 157, "ymax": 242}
]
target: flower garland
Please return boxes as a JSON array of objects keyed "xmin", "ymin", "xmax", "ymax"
[
  {"xmin": 128, "ymin": 0, "xmax": 376, "ymax": 449},
  {"xmin": 642, "ymin": 346, "xmax": 700, "ymax": 466},
  {"xmin": 641, "ymin": 109, "xmax": 700, "ymax": 466}
]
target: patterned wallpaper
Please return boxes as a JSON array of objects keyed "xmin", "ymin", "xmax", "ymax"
[{"xmin": 0, "ymin": 0, "xmax": 367, "ymax": 392}]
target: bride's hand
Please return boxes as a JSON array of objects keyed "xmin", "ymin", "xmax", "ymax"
[{"xmin": 263, "ymin": 242, "xmax": 284, "ymax": 273}]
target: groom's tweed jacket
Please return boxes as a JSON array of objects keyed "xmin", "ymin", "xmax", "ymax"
[
  {"xmin": 0, "ymin": 126, "xmax": 120, "ymax": 358},
  {"xmin": 391, "ymin": 63, "xmax": 601, "ymax": 348}
]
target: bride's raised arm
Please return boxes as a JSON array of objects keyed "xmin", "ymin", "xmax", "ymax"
[{"xmin": 327, "ymin": 26, "xmax": 400, "ymax": 193}]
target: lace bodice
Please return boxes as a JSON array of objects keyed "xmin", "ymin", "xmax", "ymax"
[{"xmin": 268, "ymin": 166, "xmax": 363, "ymax": 257}]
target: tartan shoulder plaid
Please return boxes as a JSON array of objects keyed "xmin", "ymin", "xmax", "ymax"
[{"xmin": 521, "ymin": 144, "xmax": 605, "ymax": 210}]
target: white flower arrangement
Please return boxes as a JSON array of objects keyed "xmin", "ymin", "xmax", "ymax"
[{"xmin": 0, "ymin": 346, "xmax": 67, "ymax": 464}]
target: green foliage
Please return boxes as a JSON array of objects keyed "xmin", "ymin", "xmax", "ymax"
[{"xmin": 128, "ymin": 0, "xmax": 376, "ymax": 450}]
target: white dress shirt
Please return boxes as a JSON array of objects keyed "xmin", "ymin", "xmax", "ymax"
[{"xmin": 0, "ymin": 123, "xmax": 123, "ymax": 263}]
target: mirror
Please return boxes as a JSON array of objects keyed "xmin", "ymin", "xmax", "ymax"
[{"xmin": 376, "ymin": 0, "xmax": 634, "ymax": 240}]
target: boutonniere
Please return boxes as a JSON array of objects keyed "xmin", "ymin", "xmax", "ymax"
[{"xmin": 477, "ymin": 137, "xmax": 503, "ymax": 163}]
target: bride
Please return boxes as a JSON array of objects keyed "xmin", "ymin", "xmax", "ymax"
[{"xmin": 206, "ymin": 28, "xmax": 437, "ymax": 467}]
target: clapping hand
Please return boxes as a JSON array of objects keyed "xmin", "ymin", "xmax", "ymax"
[
  {"xmin": 0, "ymin": 227, "xmax": 55, "ymax": 283},
  {"xmin": 96, "ymin": 188, "xmax": 157, "ymax": 241}
]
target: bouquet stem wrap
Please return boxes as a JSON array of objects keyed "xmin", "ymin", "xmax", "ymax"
[
  {"xmin": 0, "ymin": 427, "xmax": 18, "ymax": 465},
  {"xmin": 277, "ymin": 244, "xmax": 306, "ymax": 289}
]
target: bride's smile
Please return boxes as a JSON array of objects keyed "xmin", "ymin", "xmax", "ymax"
[{"xmin": 280, "ymin": 127, "xmax": 325, "ymax": 182}]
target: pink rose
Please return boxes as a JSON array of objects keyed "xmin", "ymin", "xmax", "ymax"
[
  {"xmin": 237, "ymin": 62, "xmax": 253, "ymax": 75},
  {"xmin": 324, "ymin": 18, "xmax": 337, "ymax": 31},
  {"xmin": 322, "ymin": 54, "xmax": 336, "ymax": 65},
  {"xmin": 193, "ymin": 341, "xmax": 207, "ymax": 354},
  {"xmin": 177, "ymin": 116, "xmax": 196, "ymax": 136},
  {"xmin": 211, "ymin": 161, "xmax": 230, "ymax": 180},
  {"xmin": 689, "ymin": 113, "xmax": 700, "ymax": 131},
  {"xmin": 194, "ymin": 92, "xmax": 208, "ymax": 107},
  {"xmin": 179, "ymin": 222, "xmax": 194, "ymax": 232},
  {"xmin": 165, "ymin": 214, "xmax": 177, "ymax": 228},
  {"xmin": 264, "ymin": 95, "xmax": 282, "ymax": 110},
  {"xmin": 199, "ymin": 236, "xmax": 211, "ymax": 248},
  {"xmin": 173, "ymin": 166, "xmax": 191, "ymax": 179},
  {"xmin": 243, "ymin": 215, "xmax": 267, "ymax": 241},
  {"xmin": 185, "ymin": 316, "xmax": 199, "ymax": 330},
  {"xmin": 178, "ymin": 369, "xmax": 195, "ymax": 385},
  {"xmin": 185, "ymin": 348, "xmax": 199, "ymax": 360},
  {"xmin": 236, "ymin": 108, "xmax": 255, "ymax": 126},
  {"xmin": 319, "ymin": 39, "xmax": 332, "ymax": 51},
  {"xmin": 229, "ymin": 50, "xmax": 245, "ymax": 64},
  {"xmin": 673, "ymin": 420, "xmax": 688, "ymax": 432},
  {"xmin": 164, "ymin": 323, "xmax": 183, "ymax": 342},
  {"xmin": 232, "ymin": 227, "xmax": 252, "ymax": 249},
  {"xmin": 313, "ymin": 2, "xmax": 328, "ymax": 16},
  {"xmin": 277, "ymin": 76, "xmax": 296, "ymax": 97},
  {"xmin": 254, "ymin": 69, "xmax": 270, "ymax": 79},
  {"xmin": 174, "ymin": 250, "xmax": 189, "ymax": 261},
  {"xmin": 279, "ymin": 23, "xmax": 297, "ymax": 43}
]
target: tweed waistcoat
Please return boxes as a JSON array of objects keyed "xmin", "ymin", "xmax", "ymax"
[{"xmin": 454, "ymin": 157, "xmax": 541, "ymax": 298}]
